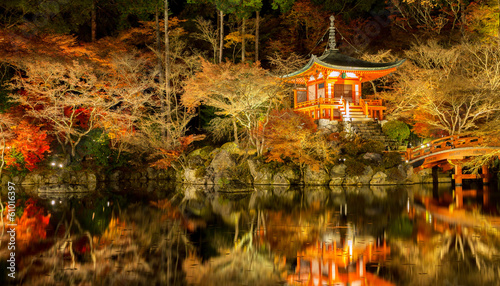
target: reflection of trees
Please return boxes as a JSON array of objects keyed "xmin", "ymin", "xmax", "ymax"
[
  {"xmin": 16, "ymin": 198, "xmax": 192, "ymax": 285},
  {"xmin": 390, "ymin": 221, "xmax": 500, "ymax": 285},
  {"xmin": 182, "ymin": 232, "xmax": 285, "ymax": 286}
]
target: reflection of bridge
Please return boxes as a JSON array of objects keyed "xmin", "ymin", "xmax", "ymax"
[{"xmin": 404, "ymin": 136, "xmax": 500, "ymax": 185}]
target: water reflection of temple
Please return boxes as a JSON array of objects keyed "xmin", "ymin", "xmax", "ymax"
[{"xmin": 287, "ymin": 223, "xmax": 393, "ymax": 286}]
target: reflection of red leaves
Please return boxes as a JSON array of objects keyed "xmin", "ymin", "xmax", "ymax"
[
  {"xmin": 11, "ymin": 198, "xmax": 51, "ymax": 245},
  {"xmin": 150, "ymin": 199, "xmax": 181, "ymax": 221}
]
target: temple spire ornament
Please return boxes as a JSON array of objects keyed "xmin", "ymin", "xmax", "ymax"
[{"xmin": 328, "ymin": 15, "xmax": 337, "ymax": 50}]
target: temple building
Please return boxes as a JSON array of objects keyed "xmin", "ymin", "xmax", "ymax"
[{"xmin": 282, "ymin": 16, "xmax": 405, "ymax": 122}]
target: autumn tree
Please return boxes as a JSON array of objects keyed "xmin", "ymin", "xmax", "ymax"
[
  {"xmin": 182, "ymin": 59, "xmax": 288, "ymax": 154},
  {"xmin": 193, "ymin": 17, "xmax": 219, "ymax": 63},
  {"xmin": 381, "ymin": 41, "xmax": 500, "ymax": 136},
  {"xmin": 10, "ymin": 59, "xmax": 110, "ymax": 159},
  {"xmin": 263, "ymin": 109, "xmax": 336, "ymax": 174},
  {"xmin": 0, "ymin": 114, "xmax": 15, "ymax": 176},
  {"xmin": 390, "ymin": 0, "xmax": 465, "ymax": 37}
]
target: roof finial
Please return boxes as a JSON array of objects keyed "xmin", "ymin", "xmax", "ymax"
[{"xmin": 329, "ymin": 15, "xmax": 337, "ymax": 50}]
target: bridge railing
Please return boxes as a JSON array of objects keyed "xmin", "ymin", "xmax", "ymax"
[{"xmin": 405, "ymin": 135, "xmax": 484, "ymax": 161}]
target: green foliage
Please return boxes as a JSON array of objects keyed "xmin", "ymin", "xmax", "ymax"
[
  {"xmin": 79, "ymin": 129, "xmax": 111, "ymax": 167},
  {"xmin": 76, "ymin": 129, "xmax": 129, "ymax": 170},
  {"xmin": 5, "ymin": 149, "xmax": 29, "ymax": 177},
  {"xmin": 382, "ymin": 120, "xmax": 410, "ymax": 142},
  {"xmin": 217, "ymin": 177, "xmax": 230, "ymax": 188},
  {"xmin": 0, "ymin": 65, "xmax": 16, "ymax": 113},
  {"xmin": 271, "ymin": 0, "xmax": 295, "ymax": 13},
  {"xmin": 388, "ymin": 215, "xmax": 413, "ymax": 239}
]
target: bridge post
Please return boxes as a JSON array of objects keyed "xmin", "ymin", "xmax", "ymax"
[
  {"xmin": 481, "ymin": 165, "xmax": 490, "ymax": 184},
  {"xmin": 455, "ymin": 186, "xmax": 463, "ymax": 208},
  {"xmin": 432, "ymin": 166, "xmax": 439, "ymax": 186},
  {"xmin": 454, "ymin": 164, "xmax": 463, "ymax": 186}
]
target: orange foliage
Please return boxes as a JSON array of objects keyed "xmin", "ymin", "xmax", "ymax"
[
  {"xmin": 150, "ymin": 199, "xmax": 181, "ymax": 222},
  {"xmin": 411, "ymin": 111, "xmax": 448, "ymax": 138},
  {"xmin": 2, "ymin": 198, "xmax": 51, "ymax": 247},
  {"xmin": 99, "ymin": 216, "xmax": 128, "ymax": 246},
  {"xmin": 263, "ymin": 109, "xmax": 334, "ymax": 170},
  {"xmin": 4, "ymin": 120, "xmax": 51, "ymax": 171},
  {"xmin": 150, "ymin": 134, "xmax": 205, "ymax": 169}
]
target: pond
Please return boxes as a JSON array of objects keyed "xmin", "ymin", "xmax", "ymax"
[{"xmin": 1, "ymin": 182, "xmax": 499, "ymax": 285}]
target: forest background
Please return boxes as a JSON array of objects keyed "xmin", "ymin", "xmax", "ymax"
[{"xmin": 1, "ymin": 0, "xmax": 500, "ymax": 177}]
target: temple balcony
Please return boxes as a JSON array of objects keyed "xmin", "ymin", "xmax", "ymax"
[{"xmin": 294, "ymin": 97, "xmax": 386, "ymax": 122}]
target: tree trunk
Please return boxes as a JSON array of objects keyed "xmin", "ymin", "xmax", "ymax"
[
  {"xmin": 156, "ymin": 4, "xmax": 166, "ymax": 138},
  {"xmin": 232, "ymin": 118, "xmax": 239, "ymax": 145},
  {"xmin": 219, "ymin": 10, "xmax": 224, "ymax": 63},
  {"xmin": 242, "ymin": 17, "xmax": 246, "ymax": 63},
  {"xmin": 165, "ymin": 0, "xmax": 171, "ymax": 128},
  {"xmin": 255, "ymin": 11, "xmax": 259, "ymax": 62},
  {"xmin": 370, "ymin": 81, "xmax": 377, "ymax": 95},
  {"xmin": 91, "ymin": 0, "xmax": 96, "ymax": 42}
]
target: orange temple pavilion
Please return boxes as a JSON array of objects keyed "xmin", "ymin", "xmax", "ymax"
[
  {"xmin": 287, "ymin": 225, "xmax": 393, "ymax": 286},
  {"xmin": 283, "ymin": 16, "xmax": 405, "ymax": 123}
]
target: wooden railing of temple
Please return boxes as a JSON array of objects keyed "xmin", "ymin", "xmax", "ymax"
[
  {"xmin": 294, "ymin": 97, "xmax": 340, "ymax": 109},
  {"xmin": 360, "ymin": 99, "xmax": 386, "ymax": 120}
]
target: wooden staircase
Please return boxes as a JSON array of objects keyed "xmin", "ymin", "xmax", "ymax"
[{"xmin": 339, "ymin": 104, "xmax": 370, "ymax": 122}]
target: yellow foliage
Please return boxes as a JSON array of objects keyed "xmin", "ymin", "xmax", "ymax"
[{"xmin": 224, "ymin": 31, "xmax": 255, "ymax": 48}]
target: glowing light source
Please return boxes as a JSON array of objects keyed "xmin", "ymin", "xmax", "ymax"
[
  {"xmin": 59, "ymin": 164, "xmax": 63, "ymax": 168},
  {"xmin": 51, "ymin": 162, "xmax": 56, "ymax": 166},
  {"xmin": 51, "ymin": 200, "xmax": 55, "ymax": 205}
]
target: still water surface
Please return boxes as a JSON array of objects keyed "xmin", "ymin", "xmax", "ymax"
[{"xmin": 1, "ymin": 182, "xmax": 500, "ymax": 285}]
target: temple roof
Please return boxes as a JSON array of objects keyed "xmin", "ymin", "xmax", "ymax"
[
  {"xmin": 282, "ymin": 15, "xmax": 405, "ymax": 82},
  {"xmin": 283, "ymin": 49, "xmax": 405, "ymax": 79}
]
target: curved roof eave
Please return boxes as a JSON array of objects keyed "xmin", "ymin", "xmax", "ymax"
[{"xmin": 282, "ymin": 55, "xmax": 406, "ymax": 79}]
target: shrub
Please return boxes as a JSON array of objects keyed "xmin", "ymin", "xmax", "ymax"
[
  {"xmin": 382, "ymin": 120, "xmax": 410, "ymax": 142},
  {"xmin": 382, "ymin": 152, "xmax": 402, "ymax": 168},
  {"xmin": 345, "ymin": 158, "xmax": 366, "ymax": 176},
  {"xmin": 360, "ymin": 140, "xmax": 385, "ymax": 153}
]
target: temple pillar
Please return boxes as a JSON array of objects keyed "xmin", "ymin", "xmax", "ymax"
[
  {"xmin": 297, "ymin": 253, "xmax": 301, "ymax": 274},
  {"xmin": 368, "ymin": 242, "xmax": 372, "ymax": 262},
  {"xmin": 359, "ymin": 255, "xmax": 364, "ymax": 278},
  {"xmin": 293, "ymin": 90, "xmax": 297, "ymax": 108}
]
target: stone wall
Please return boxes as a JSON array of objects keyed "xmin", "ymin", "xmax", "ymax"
[{"xmin": 180, "ymin": 146, "xmax": 453, "ymax": 187}]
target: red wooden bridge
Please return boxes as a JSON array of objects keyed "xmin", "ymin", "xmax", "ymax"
[{"xmin": 404, "ymin": 135, "xmax": 500, "ymax": 185}]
